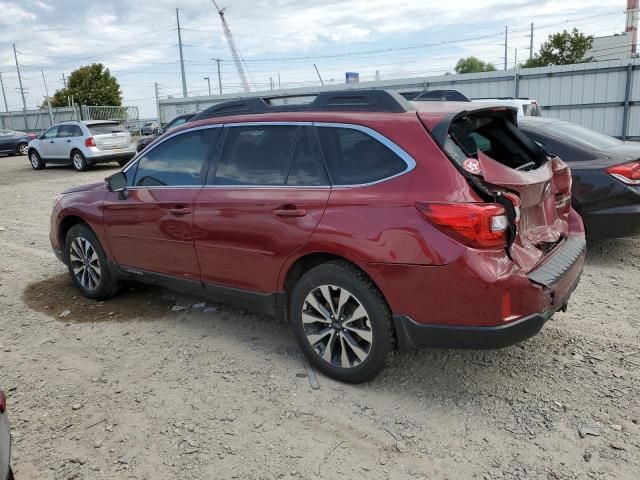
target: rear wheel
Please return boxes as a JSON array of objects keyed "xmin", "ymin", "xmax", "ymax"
[
  {"xmin": 71, "ymin": 150, "xmax": 88, "ymax": 171},
  {"xmin": 64, "ymin": 224, "xmax": 116, "ymax": 300},
  {"xmin": 290, "ymin": 261, "xmax": 395, "ymax": 384},
  {"xmin": 17, "ymin": 142, "xmax": 28, "ymax": 156},
  {"xmin": 29, "ymin": 150, "xmax": 45, "ymax": 170}
]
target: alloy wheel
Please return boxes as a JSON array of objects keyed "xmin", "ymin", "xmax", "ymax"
[
  {"xmin": 19, "ymin": 144, "xmax": 28, "ymax": 155},
  {"xmin": 302, "ymin": 284, "xmax": 373, "ymax": 368},
  {"xmin": 73, "ymin": 153, "xmax": 84, "ymax": 170},
  {"xmin": 69, "ymin": 237, "xmax": 101, "ymax": 291},
  {"xmin": 30, "ymin": 153, "xmax": 39, "ymax": 168}
]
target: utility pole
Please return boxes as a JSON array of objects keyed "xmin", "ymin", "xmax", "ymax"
[
  {"xmin": 514, "ymin": 48, "xmax": 518, "ymax": 68},
  {"xmin": 278, "ymin": 72, "xmax": 281, "ymax": 89},
  {"xmin": 270, "ymin": 76, "xmax": 274, "ymax": 90},
  {"xmin": 529, "ymin": 22, "xmax": 534, "ymax": 60},
  {"xmin": 204, "ymin": 77, "xmax": 211, "ymax": 96},
  {"xmin": 62, "ymin": 73, "xmax": 67, "ymax": 88},
  {"xmin": 0, "ymin": 72, "xmax": 8, "ymax": 113},
  {"xmin": 41, "ymin": 68, "xmax": 54, "ymax": 124},
  {"xmin": 154, "ymin": 82, "xmax": 161, "ymax": 121},
  {"xmin": 313, "ymin": 64, "xmax": 324, "ymax": 86},
  {"xmin": 504, "ymin": 26, "xmax": 508, "ymax": 70},
  {"xmin": 176, "ymin": 8, "xmax": 188, "ymax": 98},
  {"xmin": 13, "ymin": 44, "xmax": 28, "ymax": 130},
  {"xmin": 216, "ymin": 58, "xmax": 222, "ymax": 95}
]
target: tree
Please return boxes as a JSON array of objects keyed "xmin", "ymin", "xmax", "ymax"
[
  {"xmin": 521, "ymin": 28, "xmax": 593, "ymax": 68},
  {"xmin": 454, "ymin": 56, "xmax": 497, "ymax": 74},
  {"xmin": 50, "ymin": 63, "xmax": 122, "ymax": 107}
]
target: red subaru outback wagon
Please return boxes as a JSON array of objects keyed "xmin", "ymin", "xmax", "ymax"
[{"xmin": 50, "ymin": 90, "xmax": 585, "ymax": 383}]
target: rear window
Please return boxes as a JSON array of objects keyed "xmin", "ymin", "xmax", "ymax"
[
  {"xmin": 87, "ymin": 123, "xmax": 128, "ymax": 135},
  {"xmin": 445, "ymin": 113, "xmax": 546, "ymax": 169},
  {"xmin": 316, "ymin": 127, "xmax": 407, "ymax": 185}
]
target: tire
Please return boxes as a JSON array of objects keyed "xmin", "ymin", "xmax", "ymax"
[
  {"xmin": 71, "ymin": 150, "xmax": 88, "ymax": 171},
  {"xmin": 17, "ymin": 142, "xmax": 28, "ymax": 156},
  {"xmin": 28, "ymin": 150, "xmax": 45, "ymax": 170},
  {"xmin": 64, "ymin": 224, "xmax": 116, "ymax": 300},
  {"xmin": 8, "ymin": 467, "xmax": 13, "ymax": 480},
  {"xmin": 289, "ymin": 261, "xmax": 395, "ymax": 384}
]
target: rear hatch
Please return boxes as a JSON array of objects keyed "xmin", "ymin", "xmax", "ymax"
[
  {"xmin": 87, "ymin": 122, "xmax": 132, "ymax": 151},
  {"xmin": 420, "ymin": 107, "xmax": 572, "ymax": 272}
]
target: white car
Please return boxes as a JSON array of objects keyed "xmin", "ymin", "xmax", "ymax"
[
  {"xmin": 470, "ymin": 98, "xmax": 542, "ymax": 117},
  {"xmin": 27, "ymin": 120, "xmax": 136, "ymax": 171}
]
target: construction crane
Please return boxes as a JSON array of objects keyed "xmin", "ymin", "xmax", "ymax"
[{"xmin": 211, "ymin": 0, "xmax": 250, "ymax": 92}]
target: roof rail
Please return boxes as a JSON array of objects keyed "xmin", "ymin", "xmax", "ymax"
[
  {"xmin": 190, "ymin": 89, "xmax": 414, "ymax": 121},
  {"xmin": 471, "ymin": 97, "xmax": 531, "ymax": 100}
]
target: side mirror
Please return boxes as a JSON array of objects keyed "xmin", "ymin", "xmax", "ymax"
[{"xmin": 106, "ymin": 172, "xmax": 127, "ymax": 193}]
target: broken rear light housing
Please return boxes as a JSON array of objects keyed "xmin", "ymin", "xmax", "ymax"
[
  {"xmin": 607, "ymin": 160, "xmax": 640, "ymax": 185},
  {"xmin": 415, "ymin": 202, "xmax": 508, "ymax": 249}
]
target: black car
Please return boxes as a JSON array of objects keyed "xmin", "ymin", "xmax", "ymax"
[
  {"xmin": 0, "ymin": 390, "xmax": 12, "ymax": 480},
  {"xmin": 519, "ymin": 117, "xmax": 640, "ymax": 239},
  {"xmin": 135, "ymin": 113, "xmax": 196, "ymax": 152},
  {"xmin": 0, "ymin": 128, "xmax": 36, "ymax": 156}
]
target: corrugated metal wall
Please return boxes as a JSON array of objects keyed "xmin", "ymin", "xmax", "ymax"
[{"xmin": 158, "ymin": 58, "xmax": 640, "ymax": 138}]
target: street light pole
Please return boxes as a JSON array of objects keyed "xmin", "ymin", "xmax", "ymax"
[{"xmin": 204, "ymin": 77, "xmax": 211, "ymax": 96}]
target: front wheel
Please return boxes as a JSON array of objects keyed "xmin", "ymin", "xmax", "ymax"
[
  {"xmin": 71, "ymin": 150, "xmax": 88, "ymax": 171},
  {"xmin": 29, "ymin": 150, "xmax": 45, "ymax": 170},
  {"xmin": 64, "ymin": 224, "xmax": 116, "ymax": 300},
  {"xmin": 289, "ymin": 261, "xmax": 395, "ymax": 384}
]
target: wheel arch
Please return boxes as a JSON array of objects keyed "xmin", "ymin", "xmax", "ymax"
[
  {"xmin": 59, "ymin": 215, "xmax": 92, "ymax": 263},
  {"xmin": 280, "ymin": 251, "xmax": 391, "ymax": 317}
]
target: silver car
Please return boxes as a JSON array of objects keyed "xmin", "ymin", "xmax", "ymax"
[{"xmin": 27, "ymin": 120, "xmax": 136, "ymax": 171}]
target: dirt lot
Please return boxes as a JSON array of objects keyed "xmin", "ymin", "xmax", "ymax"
[{"xmin": 0, "ymin": 154, "xmax": 639, "ymax": 480}]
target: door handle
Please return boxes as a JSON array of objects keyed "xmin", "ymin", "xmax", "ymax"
[
  {"xmin": 274, "ymin": 205, "xmax": 307, "ymax": 217},
  {"xmin": 49, "ymin": 141, "xmax": 54, "ymax": 143},
  {"xmin": 168, "ymin": 207, "xmax": 192, "ymax": 216},
  {"xmin": 66, "ymin": 140, "xmax": 71, "ymax": 143}
]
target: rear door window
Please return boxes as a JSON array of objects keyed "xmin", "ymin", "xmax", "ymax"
[
  {"xmin": 316, "ymin": 126, "xmax": 407, "ymax": 185},
  {"xmin": 88, "ymin": 123, "xmax": 128, "ymax": 135},
  {"xmin": 286, "ymin": 128, "xmax": 328, "ymax": 186},
  {"xmin": 57, "ymin": 125, "xmax": 82, "ymax": 137},
  {"xmin": 214, "ymin": 125, "xmax": 299, "ymax": 185},
  {"xmin": 134, "ymin": 129, "xmax": 218, "ymax": 187}
]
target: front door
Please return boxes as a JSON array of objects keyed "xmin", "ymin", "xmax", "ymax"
[
  {"xmin": 38, "ymin": 126, "xmax": 59, "ymax": 159},
  {"xmin": 194, "ymin": 124, "xmax": 330, "ymax": 293},
  {"xmin": 103, "ymin": 127, "xmax": 220, "ymax": 280}
]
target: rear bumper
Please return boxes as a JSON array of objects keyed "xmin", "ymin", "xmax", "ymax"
[
  {"xmin": 85, "ymin": 148, "xmax": 136, "ymax": 164},
  {"xmin": 392, "ymin": 236, "xmax": 585, "ymax": 352}
]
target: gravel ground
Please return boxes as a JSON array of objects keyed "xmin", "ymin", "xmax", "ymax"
[{"xmin": 0, "ymin": 154, "xmax": 638, "ymax": 480}]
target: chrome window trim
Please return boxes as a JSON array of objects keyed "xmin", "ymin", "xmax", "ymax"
[
  {"xmin": 313, "ymin": 122, "xmax": 416, "ymax": 188},
  {"xmin": 122, "ymin": 121, "xmax": 417, "ymax": 189},
  {"xmin": 122, "ymin": 124, "xmax": 223, "ymax": 176}
]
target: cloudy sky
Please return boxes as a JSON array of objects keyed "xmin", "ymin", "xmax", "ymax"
[{"xmin": 0, "ymin": 0, "xmax": 629, "ymax": 117}]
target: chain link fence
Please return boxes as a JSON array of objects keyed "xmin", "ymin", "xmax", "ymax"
[{"xmin": 0, "ymin": 105, "xmax": 140, "ymax": 136}]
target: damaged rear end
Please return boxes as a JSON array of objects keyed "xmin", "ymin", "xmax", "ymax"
[{"xmin": 415, "ymin": 104, "xmax": 585, "ymax": 331}]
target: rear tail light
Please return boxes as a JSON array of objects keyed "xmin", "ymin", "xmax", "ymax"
[
  {"xmin": 415, "ymin": 202, "xmax": 509, "ymax": 249},
  {"xmin": 0, "ymin": 391, "xmax": 6, "ymax": 413},
  {"xmin": 85, "ymin": 137, "xmax": 96, "ymax": 148},
  {"xmin": 607, "ymin": 160, "xmax": 640, "ymax": 185}
]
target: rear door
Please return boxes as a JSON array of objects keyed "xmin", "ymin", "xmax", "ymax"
[
  {"xmin": 426, "ymin": 109, "xmax": 573, "ymax": 272},
  {"xmin": 88, "ymin": 122, "xmax": 132, "ymax": 151},
  {"xmin": 0, "ymin": 130, "xmax": 14, "ymax": 153},
  {"xmin": 193, "ymin": 123, "xmax": 330, "ymax": 293},
  {"xmin": 56, "ymin": 124, "xmax": 83, "ymax": 159},
  {"xmin": 103, "ymin": 127, "xmax": 220, "ymax": 280}
]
